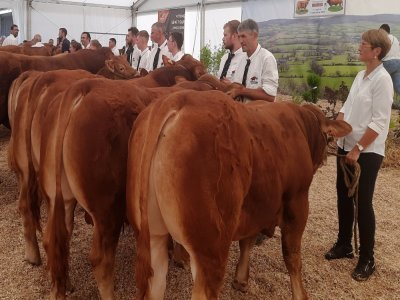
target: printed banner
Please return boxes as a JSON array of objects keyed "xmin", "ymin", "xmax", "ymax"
[
  {"xmin": 242, "ymin": 0, "xmax": 400, "ymax": 96},
  {"xmin": 158, "ymin": 8, "xmax": 185, "ymax": 36},
  {"xmin": 294, "ymin": 0, "xmax": 346, "ymax": 18}
]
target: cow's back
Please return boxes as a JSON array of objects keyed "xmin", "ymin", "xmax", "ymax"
[{"xmin": 0, "ymin": 48, "xmax": 113, "ymax": 127}]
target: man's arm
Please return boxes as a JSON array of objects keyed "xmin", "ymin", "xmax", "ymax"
[{"xmin": 227, "ymin": 87, "xmax": 275, "ymax": 102}]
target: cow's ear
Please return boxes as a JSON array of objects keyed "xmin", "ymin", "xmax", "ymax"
[
  {"xmin": 193, "ymin": 65, "xmax": 206, "ymax": 78},
  {"xmin": 105, "ymin": 59, "xmax": 115, "ymax": 72},
  {"xmin": 162, "ymin": 55, "xmax": 174, "ymax": 66},
  {"xmin": 140, "ymin": 68, "xmax": 148, "ymax": 77},
  {"xmin": 323, "ymin": 120, "xmax": 352, "ymax": 138}
]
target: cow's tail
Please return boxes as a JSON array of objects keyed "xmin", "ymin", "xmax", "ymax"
[
  {"xmin": 43, "ymin": 91, "xmax": 82, "ymax": 297},
  {"xmin": 131, "ymin": 99, "xmax": 181, "ymax": 299}
]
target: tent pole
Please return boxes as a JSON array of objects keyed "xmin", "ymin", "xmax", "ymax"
[
  {"xmin": 200, "ymin": 0, "xmax": 205, "ymax": 50},
  {"xmin": 27, "ymin": 0, "xmax": 32, "ymax": 40}
]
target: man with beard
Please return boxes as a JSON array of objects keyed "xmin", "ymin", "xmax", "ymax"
[
  {"xmin": 2, "ymin": 24, "xmax": 19, "ymax": 46},
  {"xmin": 217, "ymin": 20, "xmax": 246, "ymax": 82}
]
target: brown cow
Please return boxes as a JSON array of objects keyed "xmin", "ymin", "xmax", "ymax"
[
  {"xmin": 297, "ymin": 0, "xmax": 309, "ymax": 10},
  {"xmin": 0, "ymin": 47, "xmax": 116, "ymax": 128},
  {"xmin": 0, "ymin": 45, "xmax": 53, "ymax": 56},
  {"xmin": 8, "ymin": 69, "xmax": 99, "ymax": 266},
  {"xmin": 327, "ymin": 0, "xmax": 343, "ymax": 6},
  {"xmin": 126, "ymin": 91, "xmax": 352, "ymax": 299},
  {"xmin": 37, "ymin": 56, "xmax": 211, "ymax": 299},
  {"xmin": 7, "ymin": 53, "xmax": 137, "ymax": 266}
]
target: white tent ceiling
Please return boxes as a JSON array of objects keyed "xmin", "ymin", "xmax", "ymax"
[
  {"xmin": 0, "ymin": 0, "xmax": 242, "ymax": 58},
  {"xmin": 56, "ymin": 0, "xmax": 136, "ymax": 6}
]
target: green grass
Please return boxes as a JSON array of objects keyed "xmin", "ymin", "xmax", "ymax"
[{"xmin": 322, "ymin": 65, "xmax": 363, "ymax": 76}]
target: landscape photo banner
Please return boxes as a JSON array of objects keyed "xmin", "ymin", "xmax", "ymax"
[
  {"xmin": 158, "ymin": 8, "xmax": 185, "ymax": 37},
  {"xmin": 294, "ymin": 0, "xmax": 346, "ymax": 18},
  {"xmin": 242, "ymin": 0, "xmax": 400, "ymax": 96}
]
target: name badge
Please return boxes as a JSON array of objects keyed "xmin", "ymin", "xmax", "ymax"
[{"xmin": 250, "ymin": 76, "xmax": 259, "ymax": 85}]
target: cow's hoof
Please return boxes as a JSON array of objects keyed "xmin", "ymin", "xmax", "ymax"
[
  {"xmin": 24, "ymin": 256, "xmax": 41, "ymax": 266},
  {"xmin": 232, "ymin": 279, "xmax": 248, "ymax": 292}
]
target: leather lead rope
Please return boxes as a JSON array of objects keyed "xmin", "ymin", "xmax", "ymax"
[{"xmin": 328, "ymin": 146, "xmax": 361, "ymax": 255}]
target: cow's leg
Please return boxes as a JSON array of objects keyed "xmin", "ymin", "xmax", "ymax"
[
  {"xmin": 90, "ymin": 211, "xmax": 123, "ymax": 300},
  {"xmin": 281, "ymin": 194, "xmax": 309, "ymax": 300},
  {"xmin": 64, "ymin": 197, "xmax": 77, "ymax": 295},
  {"xmin": 18, "ymin": 176, "xmax": 41, "ymax": 265},
  {"xmin": 11, "ymin": 135, "xmax": 41, "ymax": 265},
  {"xmin": 186, "ymin": 242, "xmax": 230, "ymax": 300},
  {"xmin": 233, "ymin": 235, "xmax": 257, "ymax": 292},
  {"xmin": 144, "ymin": 233, "xmax": 169, "ymax": 300}
]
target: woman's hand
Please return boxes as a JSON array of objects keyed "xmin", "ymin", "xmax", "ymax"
[{"xmin": 345, "ymin": 147, "xmax": 361, "ymax": 165}]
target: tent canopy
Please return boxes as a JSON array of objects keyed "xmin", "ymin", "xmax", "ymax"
[{"xmin": 0, "ymin": 0, "xmax": 242, "ymax": 58}]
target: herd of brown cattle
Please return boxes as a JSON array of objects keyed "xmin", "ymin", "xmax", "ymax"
[{"xmin": 1, "ymin": 44, "xmax": 351, "ymax": 299}]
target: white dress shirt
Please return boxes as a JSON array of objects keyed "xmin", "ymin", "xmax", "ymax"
[
  {"xmin": 337, "ymin": 64, "xmax": 393, "ymax": 156},
  {"xmin": 130, "ymin": 45, "xmax": 141, "ymax": 67},
  {"xmin": 135, "ymin": 47, "xmax": 151, "ymax": 70},
  {"xmin": 146, "ymin": 40, "xmax": 171, "ymax": 71},
  {"xmin": 32, "ymin": 42, "xmax": 45, "ymax": 48},
  {"xmin": 233, "ymin": 44, "xmax": 279, "ymax": 97},
  {"xmin": 217, "ymin": 48, "xmax": 247, "ymax": 81},
  {"xmin": 172, "ymin": 50, "xmax": 184, "ymax": 62},
  {"xmin": 382, "ymin": 34, "xmax": 400, "ymax": 61},
  {"xmin": 111, "ymin": 46, "xmax": 120, "ymax": 56},
  {"xmin": 2, "ymin": 34, "xmax": 18, "ymax": 46}
]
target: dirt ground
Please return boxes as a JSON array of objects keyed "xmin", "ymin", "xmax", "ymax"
[{"xmin": 0, "ymin": 123, "xmax": 399, "ymax": 300}]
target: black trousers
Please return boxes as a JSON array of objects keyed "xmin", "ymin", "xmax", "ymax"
[{"xmin": 336, "ymin": 147, "xmax": 383, "ymax": 260}]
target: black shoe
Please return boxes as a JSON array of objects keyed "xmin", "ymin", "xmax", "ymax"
[
  {"xmin": 325, "ymin": 243, "xmax": 354, "ymax": 260},
  {"xmin": 351, "ymin": 259, "xmax": 375, "ymax": 281}
]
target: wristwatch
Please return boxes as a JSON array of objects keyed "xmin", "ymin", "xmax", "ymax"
[{"xmin": 356, "ymin": 142, "xmax": 364, "ymax": 152}]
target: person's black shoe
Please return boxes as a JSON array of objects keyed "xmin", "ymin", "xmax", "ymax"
[
  {"xmin": 325, "ymin": 243, "xmax": 354, "ymax": 260},
  {"xmin": 351, "ymin": 259, "xmax": 375, "ymax": 281}
]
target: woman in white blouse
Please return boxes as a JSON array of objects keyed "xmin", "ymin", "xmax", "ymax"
[{"xmin": 325, "ymin": 29, "xmax": 393, "ymax": 281}]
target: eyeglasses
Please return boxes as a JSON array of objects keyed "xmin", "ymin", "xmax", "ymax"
[{"xmin": 359, "ymin": 42, "xmax": 373, "ymax": 49}]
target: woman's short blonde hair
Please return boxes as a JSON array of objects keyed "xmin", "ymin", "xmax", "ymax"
[{"xmin": 362, "ymin": 29, "xmax": 391, "ymax": 60}]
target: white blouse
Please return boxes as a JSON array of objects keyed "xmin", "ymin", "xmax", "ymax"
[{"xmin": 337, "ymin": 64, "xmax": 393, "ymax": 156}]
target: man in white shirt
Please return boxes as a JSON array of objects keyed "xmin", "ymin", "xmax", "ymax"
[
  {"xmin": 109, "ymin": 38, "xmax": 120, "ymax": 56},
  {"xmin": 127, "ymin": 27, "xmax": 140, "ymax": 68},
  {"xmin": 2, "ymin": 24, "xmax": 19, "ymax": 46},
  {"xmin": 167, "ymin": 32, "xmax": 184, "ymax": 62},
  {"xmin": 217, "ymin": 20, "xmax": 246, "ymax": 81},
  {"xmin": 229, "ymin": 19, "xmax": 279, "ymax": 102},
  {"xmin": 31, "ymin": 34, "xmax": 45, "ymax": 47},
  {"xmin": 135, "ymin": 30, "xmax": 151, "ymax": 71},
  {"xmin": 379, "ymin": 24, "xmax": 400, "ymax": 94},
  {"xmin": 146, "ymin": 22, "xmax": 172, "ymax": 72},
  {"xmin": 80, "ymin": 32, "xmax": 91, "ymax": 49}
]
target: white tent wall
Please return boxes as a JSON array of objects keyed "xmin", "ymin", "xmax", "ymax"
[{"xmin": 30, "ymin": 1, "xmax": 132, "ymax": 48}]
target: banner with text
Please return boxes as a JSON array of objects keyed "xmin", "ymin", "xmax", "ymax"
[
  {"xmin": 294, "ymin": 0, "xmax": 346, "ymax": 18},
  {"xmin": 158, "ymin": 8, "xmax": 185, "ymax": 37}
]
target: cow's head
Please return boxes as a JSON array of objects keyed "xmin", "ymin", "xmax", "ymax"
[
  {"xmin": 166, "ymin": 54, "xmax": 207, "ymax": 79},
  {"xmin": 103, "ymin": 55, "xmax": 139, "ymax": 79},
  {"xmin": 303, "ymin": 104, "xmax": 351, "ymax": 138},
  {"xmin": 302, "ymin": 103, "xmax": 352, "ymax": 171}
]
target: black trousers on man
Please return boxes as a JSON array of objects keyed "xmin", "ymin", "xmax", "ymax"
[{"xmin": 336, "ymin": 147, "xmax": 383, "ymax": 261}]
